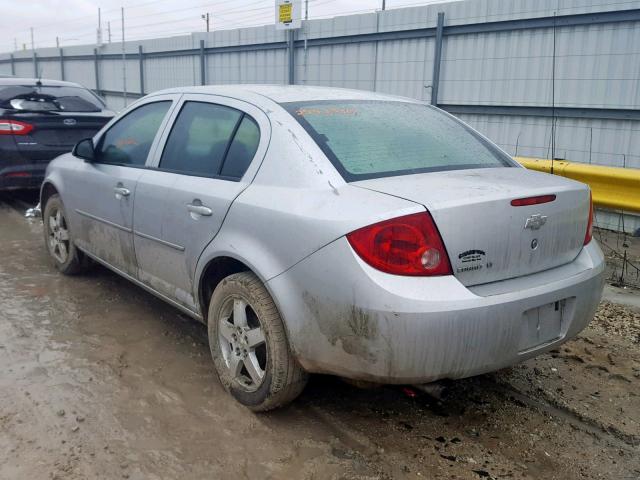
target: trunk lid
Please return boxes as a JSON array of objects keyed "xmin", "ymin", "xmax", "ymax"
[
  {"xmin": 354, "ymin": 167, "xmax": 591, "ymax": 286},
  {"xmin": 9, "ymin": 112, "xmax": 112, "ymax": 162}
]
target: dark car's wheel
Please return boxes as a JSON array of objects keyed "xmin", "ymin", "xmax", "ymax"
[
  {"xmin": 43, "ymin": 194, "xmax": 90, "ymax": 275},
  {"xmin": 208, "ymin": 272, "xmax": 308, "ymax": 411}
]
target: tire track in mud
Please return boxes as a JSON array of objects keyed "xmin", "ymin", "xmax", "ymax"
[
  {"xmin": 295, "ymin": 367, "xmax": 639, "ymax": 479},
  {"xmin": 300, "ymin": 366, "xmax": 638, "ymax": 451},
  {"xmin": 481, "ymin": 377, "xmax": 639, "ymax": 449}
]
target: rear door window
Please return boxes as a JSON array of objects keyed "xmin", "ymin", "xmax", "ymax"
[
  {"xmin": 159, "ymin": 101, "xmax": 259, "ymax": 179},
  {"xmin": 220, "ymin": 116, "xmax": 260, "ymax": 178},
  {"xmin": 282, "ymin": 100, "xmax": 515, "ymax": 181},
  {"xmin": 96, "ymin": 101, "xmax": 171, "ymax": 166}
]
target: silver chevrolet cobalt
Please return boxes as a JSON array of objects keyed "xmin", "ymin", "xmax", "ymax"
[{"xmin": 41, "ymin": 86, "xmax": 604, "ymax": 411}]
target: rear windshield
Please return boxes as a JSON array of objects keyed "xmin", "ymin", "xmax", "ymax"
[
  {"xmin": 282, "ymin": 100, "xmax": 514, "ymax": 181},
  {"xmin": 0, "ymin": 85, "xmax": 104, "ymax": 112}
]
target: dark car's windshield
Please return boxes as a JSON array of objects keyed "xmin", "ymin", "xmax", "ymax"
[
  {"xmin": 282, "ymin": 100, "xmax": 515, "ymax": 181},
  {"xmin": 0, "ymin": 85, "xmax": 104, "ymax": 113}
]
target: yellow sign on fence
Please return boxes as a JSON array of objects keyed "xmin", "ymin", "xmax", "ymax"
[
  {"xmin": 279, "ymin": 3, "xmax": 293, "ymax": 23},
  {"xmin": 275, "ymin": 0, "xmax": 301, "ymax": 30}
]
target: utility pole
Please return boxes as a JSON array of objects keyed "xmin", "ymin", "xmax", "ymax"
[
  {"xmin": 30, "ymin": 27, "xmax": 34, "ymax": 50},
  {"xmin": 550, "ymin": 11, "xmax": 557, "ymax": 172},
  {"xmin": 108, "ymin": 21, "xmax": 112, "ymax": 43},
  {"xmin": 202, "ymin": 13, "xmax": 210, "ymax": 32},
  {"xmin": 382, "ymin": 0, "xmax": 386, "ymax": 10},
  {"xmin": 97, "ymin": 7, "xmax": 103, "ymax": 45},
  {"xmin": 121, "ymin": 7, "xmax": 127, "ymax": 106},
  {"xmin": 56, "ymin": 36, "xmax": 60, "ymax": 48},
  {"xmin": 305, "ymin": 0, "xmax": 309, "ymax": 20}
]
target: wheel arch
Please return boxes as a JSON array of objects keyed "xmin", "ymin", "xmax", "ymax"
[
  {"xmin": 40, "ymin": 181, "xmax": 60, "ymax": 210},
  {"xmin": 197, "ymin": 254, "xmax": 258, "ymax": 324},
  {"xmin": 195, "ymin": 253, "xmax": 295, "ymax": 351}
]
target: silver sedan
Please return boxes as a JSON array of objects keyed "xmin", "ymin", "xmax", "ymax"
[{"xmin": 41, "ymin": 85, "xmax": 605, "ymax": 411}]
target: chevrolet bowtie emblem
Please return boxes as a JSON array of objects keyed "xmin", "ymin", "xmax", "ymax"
[{"xmin": 524, "ymin": 214, "xmax": 547, "ymax": 230}]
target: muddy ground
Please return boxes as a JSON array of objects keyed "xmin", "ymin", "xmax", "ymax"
[{"xmin": 1, "ymin": 192, "xmax": 639, "ymax": 480}]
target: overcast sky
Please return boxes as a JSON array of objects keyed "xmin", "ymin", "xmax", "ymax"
[{"xmin": 0, "ymin": 0, "xmax": 450, "ymax": 53}]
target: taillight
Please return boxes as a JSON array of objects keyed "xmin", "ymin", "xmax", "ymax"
[
  {"xmin": 584, "ymin": 191, "xmax": 593, "ymax": 245},
  {"xmin": 0, "ymin": 119, "xmax": 34, "ymax": 135},
  {"xmin": 347, "ymin": 212, "xmax": 452, "ymax": 276}
]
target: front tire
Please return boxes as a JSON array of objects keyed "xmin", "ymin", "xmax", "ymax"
[
  {"xmin": 208, "ymin": 272, "xmax": 308, "ymax": 411},
  {"xmin": 43, "ymin": 194, "xmax": 90, "ymax": 275}
]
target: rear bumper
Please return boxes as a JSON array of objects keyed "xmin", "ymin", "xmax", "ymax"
[
  {"xmin": 0, "ymin": 139, "xmax": 58, "ymax": 190},
  {"xmin": 0, "ymin": 163, "xmax": 46, "ymax": 190},
  {"xmin": 268, "ymin": 239, "xmax": 605, "ymax": 384}
]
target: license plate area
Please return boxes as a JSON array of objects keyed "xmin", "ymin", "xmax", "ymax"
[{"xmin": 519, "ymin": 299, "xmax": 567, "ymax": 353}]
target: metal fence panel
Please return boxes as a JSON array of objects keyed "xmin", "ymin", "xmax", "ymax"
[
  {"xmin": 208, "ymin": 49, "xmax": 287, "ymax": 84},
  {"xmin": 376, "ymin": 37, "xmax": 435, "ymax": 101},
  {"xmin": 297, "ymin": 42, "xmax": 376, "ymax": 89},
  {"xmin": 61, "ymin": 59, "xmax": 96, "ymax": 89},
  {"xmin": 35, "ymin": 59, "xmax": 62, "ymax": 80},
  {"xmin": 554, "ymin": 21, "xmax": 640, "ymax": 109},
  {"xmin": 13, "ymin": 60, "xmax": 34, "ymax": 78},
  {"xmin": 100, "ymin": 58, "xmax": 141, "ymax": 94},
  {"xmin": 102, "ymin": 92, "xmax": 129, "ymax": 111},
  {"xmin": 440, "ymin": 20, "xmax": 640, "ymax": 109},
  {"xmin": 145, "ymin": 55, "xmax": 199, "ymax": 91},
  {"xmin": 440, "ymin": 28, "xmax": 555, "ymax": 106},
  {"xmin": 458, "ymin": 113, "xmax": 640, "ymax": 168}
]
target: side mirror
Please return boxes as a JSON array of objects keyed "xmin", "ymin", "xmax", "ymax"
[{"xmin": 73, "ymin": 138, "xmax": 96, "ymax": 162}]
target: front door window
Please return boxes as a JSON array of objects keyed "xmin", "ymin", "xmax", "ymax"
[{"xmin": 96, "ymin": 101, "xmax": 171, "ymax": 166}]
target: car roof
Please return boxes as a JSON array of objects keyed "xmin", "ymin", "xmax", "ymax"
[
  {"xmin": 150, "ymin": 84, "xmax": 418, "ymax": 105},
  {"xmin": 0, "ymin": 77, "xmax": 86, "ymax": 88}
]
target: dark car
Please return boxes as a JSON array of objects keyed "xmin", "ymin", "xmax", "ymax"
[{"xmin": 0, "ymin": 78, "xmax": 114, "ymax": 190}]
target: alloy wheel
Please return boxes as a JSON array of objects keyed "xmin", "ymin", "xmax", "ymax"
[
  {"xmin": 217, "ymin": 296, "xmax": 268, "ymax": 391},
  {"xmin": 47, "ymin": 208, "xmax": 70, "ymax": 264}
]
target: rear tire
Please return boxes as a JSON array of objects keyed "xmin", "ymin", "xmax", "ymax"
[
  {"xmin": 208, "ymin": 272, "xmax": 308, "ymax": 411},
  {"xmin": 43, "ymin": 194, "xmax": 91, "ymax": 275}
]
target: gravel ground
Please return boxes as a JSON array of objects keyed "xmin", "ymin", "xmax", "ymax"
[
  {"xmin": 1, "ymin": 193, "xmax": 639, "ymax": 480},
  {"xmin": 592, "ymin": 301, "xmax": 640, "ymax": 344}
]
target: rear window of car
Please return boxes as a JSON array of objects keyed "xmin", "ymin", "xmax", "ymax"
[
  {"xmin": 282, "ymin": 100, "xmax": 515, "ymax": 181},
  {"xmin": 0, "ymin": 85, "xmax": 104, "ymax": 112}
]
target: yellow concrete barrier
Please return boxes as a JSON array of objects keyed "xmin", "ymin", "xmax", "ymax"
[{"xmin": 515, "ymin": 157, "xmax": 640, "ymax": 213}]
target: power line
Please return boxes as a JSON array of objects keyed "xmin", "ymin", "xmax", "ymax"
[
  {"xmin": 8, "ymin": 1, "xmax": 270, "ymax": 47},
  {"xmin": 4, "ymin": 0, "xmax": 457, "ymax": 51},
  {"xmin": 1, "ymin": 0, "xmax": 179, "ymax": 35},
  {"xmin": 2, "ymin": 0, "xmax": 268, "ymax": 44}
]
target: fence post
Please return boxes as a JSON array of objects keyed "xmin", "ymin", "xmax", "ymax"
[
  {"xmin": 430, "ymin": 11, "xmax": 445, "ymax": 106},
  {"xmin": 94, "ymin": 48, "xmax": 101, "ymax": 93},
  {"xmin": 199, "ymin": 40, "xmax": 206, "ymax": 85},
  {"xmin": 33, "ymin": 52, "xmax": 38, "ymax": 77},
  {"xmin": 59, "ymin": 48, "xmax": 65, "ymax": 80},
  {"xmin": 9, "ymin": 54, "xmax": 15, "ymax": 76},
  {"xmin": 287, "ymin": 30, "xmax": 295, "ymax": 85},
  {"xmin": 138, "ymin": 45, "xmax": 145, "ymax": 95}
]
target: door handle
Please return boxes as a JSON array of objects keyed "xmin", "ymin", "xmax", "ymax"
[
  {"xmin": 113, "ymin": 186, "xmax": 130, "ymax": 198},
  {"xmin": 187, "ymin": 202, "xmax": 212, "ymax": 217}
]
